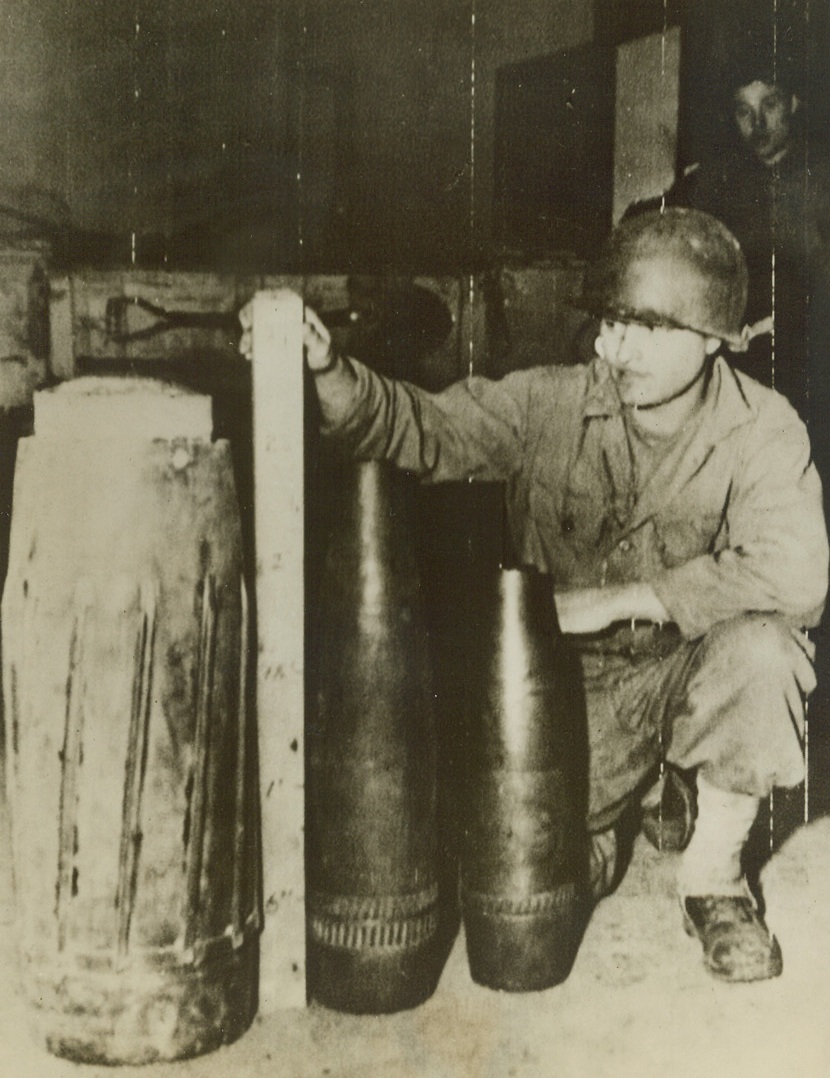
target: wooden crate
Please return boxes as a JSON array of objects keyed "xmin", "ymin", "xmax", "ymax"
[{"xmin": 0, "ymin": 242, "xmax": 50, "ymax": 409}]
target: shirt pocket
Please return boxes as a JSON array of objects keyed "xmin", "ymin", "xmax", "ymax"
[
  {"xmin": 555, "ymin": 482, "xmax": 616, "ymax": 551},
  {"xmin": 551, "ymin": 448, "xmax": 620, "ymax": 551}
]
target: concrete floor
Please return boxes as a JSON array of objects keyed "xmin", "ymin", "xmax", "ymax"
[{"xmin": 2, "ymin": 770, "xmax": 830, "ymax": 1078}]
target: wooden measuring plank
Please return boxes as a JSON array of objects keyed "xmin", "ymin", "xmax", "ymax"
[{"xmin": 251, "ymin": 288, "xmax": 306, "ymax": 1010}]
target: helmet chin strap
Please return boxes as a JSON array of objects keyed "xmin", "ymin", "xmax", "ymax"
[{"xmin": 625, "ymin": 358, "xmax": 711, "ymax": 412}]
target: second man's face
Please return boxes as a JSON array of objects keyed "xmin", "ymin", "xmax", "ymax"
[{"xmin": 732, "ymin": 80, "xmax": 797, "ymax": 165}]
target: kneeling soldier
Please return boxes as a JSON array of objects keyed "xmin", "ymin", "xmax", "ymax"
[{"xmin": 247, "ymin": 208, "xmax": 827, "ymax": 982}]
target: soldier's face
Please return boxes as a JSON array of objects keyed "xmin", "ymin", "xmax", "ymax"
[
  {"xmin": 598, "ymin": 320, "xmax": 719, "ymax": 408},
  {"xmin": 733, "ymin": 81, "xmax": 797, "ymax": 165}
]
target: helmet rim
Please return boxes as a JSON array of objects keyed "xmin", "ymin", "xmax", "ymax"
[{"xmin": 577, "ymin": 208, "xmax": 748, "ymax": 348}]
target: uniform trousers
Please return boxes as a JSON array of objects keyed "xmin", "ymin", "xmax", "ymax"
[{"xmin": 580, "ymin": 614, "xmax": 814, "ymax": 833}]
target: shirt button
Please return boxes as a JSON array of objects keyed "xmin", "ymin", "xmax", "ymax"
[{"xmin": 618, "ymin": 539, "xmax": 632, "ymax": 552}]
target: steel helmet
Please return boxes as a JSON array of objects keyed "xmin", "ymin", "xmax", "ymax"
[{"xmin": 578, "ymin": 208, "xmax": 749, "ymax": 348}]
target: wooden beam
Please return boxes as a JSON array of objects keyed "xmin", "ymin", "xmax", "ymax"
[
  {"xmin": 251, "ymin": 288, "xmax": 306, "ymax": 1010},
  {"xmin": 48, "ymin": 275, "xmax": 75, "ymax": 382}
]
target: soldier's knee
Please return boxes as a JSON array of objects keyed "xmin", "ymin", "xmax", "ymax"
[{"xmin": 704, "ymin": 614, "xmax": 800, "ymax": 685}]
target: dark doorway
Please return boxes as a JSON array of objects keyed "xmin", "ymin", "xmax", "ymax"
[{"xmin": 494, "ymin": 42, "xmax": 615, "ymax": 260}]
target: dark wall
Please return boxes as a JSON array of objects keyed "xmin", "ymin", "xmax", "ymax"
[
  {"xmin": 0, "ymin": 0, "xmax": 592, "ymax": 273},
  {"xmin": 3, "ymin": 2, "xmax": 827, "ymax": 272},
  {"xmin": 292, "ymin": 0, "xmax": 594, "ymax": 271},
  {"xmin": 1, "ymin": 1, "xmax": 290, "ymax": 266}
]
